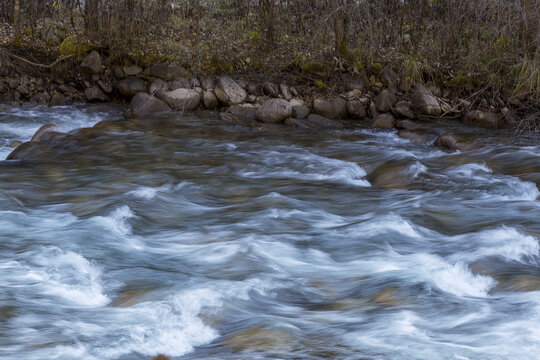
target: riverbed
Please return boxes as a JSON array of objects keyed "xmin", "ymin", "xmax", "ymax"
[{"xmin": 0, "ymin": 104, "xmax": 539, "ymax": 360}]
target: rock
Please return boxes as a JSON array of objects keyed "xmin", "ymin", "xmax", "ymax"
[
  {"xmin": 290, "ymin": 87, "xmax": 298, "ymax": 96},
  {"xmin": 341, "ymin": 72, "xmax": 370, "ymax": 91},
  {"xmin": 464, "ymin": 110, "xmax": 503, "ymax": 129},
  {"xmin": 149, "ymin": 79, "xmax": 168, "ymax": 95},
  {"xmin": 279, "ymin": 83, "xmax": 292, "ymax": 100},
  {"xmin": 247, "ymin": 83, "xmax": 263, "ymax": 96},
  {"xmin": 306, "ymin": 114, "xmax": 344, "ymax": 129},
  {"xmin": 392, "ymin": 100, "xmax": 414, "ymax": 119},
  {"xmin": 494, "ymin": 276, "xmax": 540, "ymax": 293},
  {"xmin": 148, "ymin": 63, "xmax": 188, "ymax": 81},
  {"xmin": 347, "ymin": 100, "xmax": 367, "ymax": 119},
  {"xmin": 191, "ymin": 78, "xmax": 201, "ymax": 88},
  {"xmin": 151, "ymin": 355, "xmax": 171, "ymax": 360},
  {"xmin": 122, "ymin": 64, "xmax": 142, "ymax": 76},
  {"xmin": 374, "ymin": 89, "xmax": 396, "ymax": 113},
  {"xmin": 201, "ymin": 77, "xmax": 216, "ymax": 90},
  {"xmin": 80, "ymin": 50, "xmax": 101, "ymax": 74},
  {"xmin": 159, "ymin": 88, "xmax": 200, "ymax": 111},
  {"xmin": 246, "ymin": 95, "xmax": 257, "ymax": 103},
  {"xmin": 368, "ymin": 162, "xmax": 417, "ymax": 189},
  {"xmin": 29, "ymin": 92, "xmax": 50, "ymax": 105},
  {"xmin": 342, "ymin": 89, "xmax": 362, "ymax": 101},
  {"xmin": 313, "ymin": 98, "xmax": 348, "ymax": 119},
  {"xmin": 381, "ymin": 69, "xmax": 399, "ymax": 89},
  {"xmin": 372, "ymin": 113, "xmax": 395, "ymax": 128},
  {"xmin": 410, "ymin": 84, "xmax": 441, "ymax": 117},
  {"xmin": 85, "ymin": 87, "xmax": 108, "ymax": 102},
  {"xmin": 9, "ymin": 140, "xmax": 22, "ymax": 148},
  {"xmin": 113, "ymin": 66, "xmax": 125, "ymax": 79},
  {"xmin": 214, "ymin": 77, "xmax": 247, "ymax": 106},
  {"xmin": 255, "ymin": 99, "xmax": 292, "ymax": 123},
  {"xmin": 97, "ymin": 80, "xmax": 113, "ymax": 94},
  {"xmin": 117, "ymin": 76, "xmax": 146, "ymax": 98},
  {"xmin": 31, "ymin": 123, "xmax": 58, "ymax": 142},
  {"xmin": 398, "ymin": 130, "xmax": 437, "ymax": 144},
  {"xmin": 203, "ymin": 90, "xmax": 219, "ymax": 109},
  {"xmin": 130, "ymin": 93, "xmax": 171, "ymax": 118},
  {"xmin": 168, "ymin": 77, "xmax": 191, "ymax": 90},
  {"xmin": 227, "ymin": 105, "xmax": 257, "ymax": 121},
  {"xmin": 373, "ymin": 287, "xmax": 405, "ymax": 307},
  {"xmin": 219, "ymin": 112, "xmax": 253, "ymax": 126},
  {"xmin": 224, "ymin": 326, "xmax": 297, "ymax": 353},
  {"xmin": 395, "ymin": 119, "xmax": 426, "ymax": 130},
  {"xmin": 369, "ymin": 101, "xmax": 378, "ymax": 120},
  {"xmin": 434, "ymin": 134, "xmax": 470, "ymax": 152},
  {"xmin": 250, "ymin": 122, "xmax": 287, "ymax": 134},
  {"xmin": 284, "ymin": 118, "xmax": 315, "ymax": 130},
  {"xmin": 8, "ymin": 78, "xmax": 19, "ymax": 89},
  {"xmin": 262, "ymin": 82, "xmax": 280, "ymax": 97},
  {"xmin": 292, "ymin": 104, "xmax": 310, "ymax": 119},
  {"xmin": 49, "ymin": 92, "xmax": 66, "ymax": 106}
]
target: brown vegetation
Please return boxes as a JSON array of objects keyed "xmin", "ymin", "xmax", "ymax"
[{"xmin": 1, "ymin": 1, "xmax": 539, "ymax": 127}]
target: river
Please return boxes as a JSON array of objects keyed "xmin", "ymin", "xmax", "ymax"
[{"xmin": 0, "ymin": 104, "xmax": 539, "ymax": 360}]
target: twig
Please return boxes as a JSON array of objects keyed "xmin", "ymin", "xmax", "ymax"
[{"xmin": 0, "ymin": 49, "xmax": 75, "ymax": 69}]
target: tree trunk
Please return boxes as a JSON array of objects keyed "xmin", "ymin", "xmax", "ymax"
[
  {"xmin": 260, "ymin": 0, "xmax": 275, "ymax": 48},
  {"xmin": 333, "ymin": 0, "xmax": 351, "ymax": 57},
  {"xmin": 85, "ymin": 0, "xmax": 99, "ymax": 34}
]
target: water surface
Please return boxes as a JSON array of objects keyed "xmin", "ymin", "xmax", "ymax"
[{"xmin": 0, "ymin": 104, "xmax": 539, "ymax": 360}]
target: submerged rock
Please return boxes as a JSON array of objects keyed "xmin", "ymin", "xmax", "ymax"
[
  {"xmin": 224, "ymin": 326, "xmax": 298, "ymax": 352},
  {"xmin": 464, "ymin": 110, "xmax": 503, "ymax": 129},
  {"xmin": 398, "ymin": 129, "xmax": 437, "ymax": 144},
  {"xmin": 306, "ymin": 114, "xmax": 344, "ymax": 129},
  {"xmin": 367, "ymin": 161, "xmax": 420, "ymax": 189},
  {"xmin": 372, "ymin": 113, "xmax": 395, "ymax": 128},
  {"xmin": 255, "ymin": 99, "xmax": 292, "ymax": 123},
  {"xmin": 434, "ymin": 133, "xmax": 471, "ymax": 152},
  {"xmin": 31, "ymin": 123, "xmax": 59, "ymax": 142}
]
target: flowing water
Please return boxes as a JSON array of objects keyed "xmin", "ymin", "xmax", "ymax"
[{"xmin": 0, "ymin": 104, "xmax": 539, "ymax": 360}]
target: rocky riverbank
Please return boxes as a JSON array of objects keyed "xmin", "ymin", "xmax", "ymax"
[{"xmin": 1, "ymin": 49, "xmax": 522, "ymax": 158}]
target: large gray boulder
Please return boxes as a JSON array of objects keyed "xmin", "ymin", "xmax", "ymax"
[
  {"xmin": 392, "ymin": 100, "xmax": 414, "ymax": 119},
  {"xmin": 203, "ymin": 90, "xmax": 219, "ymax": 109},
  {"xmin": 313, "ymin": 98, "xmax": 348, "ymax": 119},
  {"xmin": 255, "ymin": 99, "xmax": 292, "ymax": 123},
  {"xmin": 410, "ymin": 84, "xmax": 441, "ymax": 116},
  {"xmin": 214, "ymin": 77, "xmax": 247, "ymax": 106},
  {"xmin": 347, "ymin": 100, "xmax": 367, "ymax": 119},
  {"xmin": 85, "ymin": 87, "xmax": 108, "ymax": 102},
  {"xmin": 80, "ymin": 50, "xmax": 101, "ymax": 74},
  {"xmin": 375, "ymin": 89, "xmax": 396, "ymax": 113},
  {"xmin": 118, "ymin": 76, "xmax": 146, "ymax": 98},
  {"xmin": 130, "ymin": 93, "xmax": 171, "ymax": 118},
  {"xmin": 159, "ymin": 88, "xmax": 200, "ymax": 110}
]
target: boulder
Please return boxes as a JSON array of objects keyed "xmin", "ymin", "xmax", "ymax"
[
  {"xmin": 80, "ymin": 50, "xmax": 101, "ymax": 74},
  {"xmin": 434, "ymin": 134, "xmax": 469, "ymax": 152},
  {"xmin": 279, "ymin": 83, "xmax": 292, "ymax": 100},
  {"xmin": 97, "ymin": 80, "xmax": 113, "ymax": 94},
  {"xmin": 347, "ymin": 100, "xmax": 367, "ymax": 119},
  {"xmin": 214, "ymin": 77, "xmax": 247, "ymax": 106},
  {"xmin": 117, "ymin": 76, "xmax": 146, "ymax": 98},
  {"xmin": 375, "ymin": 89, "xmax": 396, "ymax": 113},
  {"xmin": 201, "ymin": 77, "xmax": 216, "ymax": 90},
  {"xmin": 392, "ymin": 101, "xmax": 414, "ymax": 119},
  {"xmin": 313, "ymin": 98, "xmax": 348, "ymax": 119},
  {"xmin": 148, "ymin": 63, "xmax": 188, "ymax": 81},
  {"xmin": 292, "ymin": 104, "xmax": 310, "ymax": 119},
  {"xmin": 381, "ymin": 69, "xmax": 399, "ymax": 88},
  {"xmin": 203, "ymin": 90, "xmax": 219, "ymax": 109},
  {"xmin": 227, "ymin": 105, "xmax": 258, "ymax": 121},
  {"xmin": 159, "ymin": 88, "xmax": 200, "ymax": 110},
  {"xmin": 122, "ymin": 65, "xmax": 142, "ymax": 76},
  {"xmin": 9, "ymin": 140, "xmax": 23, "ymax": 148},
  {"xmin": 149, "ymin": 79, "xmax": 168, "ymax": 95},
  {"xmin": 410, "ymin": 84, "xmax": 441, "ymax": 117},
  {"xmin": 262, "ymin": 82, "xmax": 280, "ymax": 97},
  {"xmin": 255, "ymin": 99, "xmax": 292, "ymax": 123},
  {"xmin": 168, "ymin": 77, "xmax": 191, "ymax": 90},
  {"xmin": 464, "ymin": 110, "xmax": 503, "ymax": 129},
  {"xmin": 85, "ymin": 87, "xmax": 108, "ymax": 102},
  {"xmin": 341, "ymin": 72, "xmax": 370, "ymax": 91},
  {"xmin": 247, "ymin": 83, "xmax": 263, "ymax": 96},
  {"xmin": 130, "ymin": 93, "xmax": 171, "ymax": 118},
  {"xmin": 306, "ymin": 114, "xmax": 344, "ymax": 129},
  {"xmin": 372, "ymin": 113, "xmax": 395, "ymax": 128},
  {"xmin": 31, "ymin": 123, "xmax": 59, "ymax": 142},
  {"xmin": 285, "ymin": 118, "xmax": 316, "ymax": 130},
  {"xmin": 395, "ymin": 119, "xmax": 426, "ymax": 130},
  {"xmin": 398, "ymin": 130, "xmax": 437, "ymax": 144}
]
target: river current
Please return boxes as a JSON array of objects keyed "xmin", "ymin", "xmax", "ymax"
[{"xmin": 0, "ymin": 104, "xmax": 539, "ymax": 360}]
